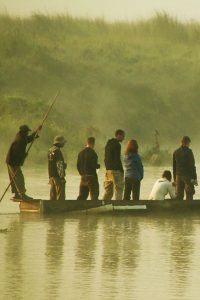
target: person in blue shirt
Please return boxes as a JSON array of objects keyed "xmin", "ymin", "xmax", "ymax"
[{"xmin": 123, "ymin": 139, "xmax": 144, "ymax": 201}]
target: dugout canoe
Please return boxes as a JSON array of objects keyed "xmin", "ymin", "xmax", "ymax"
[{"xmin": 11, "ymin": 199, "xmax": 200, "ymax": 214}]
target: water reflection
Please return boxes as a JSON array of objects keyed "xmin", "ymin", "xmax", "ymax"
[
  {"xmin": 169, "ymin": 216, "xmax": 194, "ymax": 299},
  {"xmin": 44, "ymin": 216, "xmax": 65, "ymax": 300},
  {"xmin": 3, "ymin": 217, "xmax": 23, "ymax": 300},
  {"xmin": 1, "ymin": 213, "xmax": 200, "ymax": 300},
  {"xmin": 101, "ymin": 216, "xmax": 140, "ymax": 272},
  {"xmin": 75, "ymin": 216, "xmax": 98, "ymax": 270}
]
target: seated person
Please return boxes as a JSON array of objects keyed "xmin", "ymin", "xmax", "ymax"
[{"xmin": 148, "ymin": 170, "xmax": 176, "ymax": 200}]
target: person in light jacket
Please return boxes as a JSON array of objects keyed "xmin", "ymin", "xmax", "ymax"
[
  {"xmin": 148, "ymin": 170, "xmax": 176, "ymax": 200},
  {"xmin": 123, "ymin": 139, "xmax": 143, "ymax": 201}
]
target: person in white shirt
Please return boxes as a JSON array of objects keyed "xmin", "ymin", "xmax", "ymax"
[{"xmin": 148, "ymin": 170, "xmax": 176, "ymax": 200}]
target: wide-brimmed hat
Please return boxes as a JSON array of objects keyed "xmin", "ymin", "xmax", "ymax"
[
  {"xmin": 19, "ymin": 124, "xmax": 31, "ymax": 132},
  {"xmin": 53, "ymin": 135, "xmax": 67, "ymax": 145}
]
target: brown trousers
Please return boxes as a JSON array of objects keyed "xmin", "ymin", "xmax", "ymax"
[
  {"xmin": 103, "ymin": 170, "xmax": 124, "ymax": 200},
  {"xmin": 7, "ymin": 165, "xmax": 26, "ymax": 196},
  {"xmin": 49, "ymin": 177, "xmax": 66, "ymax": 201}
]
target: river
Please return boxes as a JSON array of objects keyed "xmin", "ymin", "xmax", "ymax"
[{"xmin": 0, "ymin": 166, "xmax": 200, "ymax": 300}]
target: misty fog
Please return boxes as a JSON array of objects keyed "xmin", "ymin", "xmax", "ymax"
[
  {"xmin": 0, "ymin": 12, "xmax": 200, "ymax": 168},
  {"xmin": 1, "ymin": 0, "xmax": 200, "ymax": 21}
]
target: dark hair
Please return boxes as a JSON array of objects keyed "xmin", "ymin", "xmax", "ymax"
[
  {"xmin": 162, "ymin": 170, "xmax": 172, "ymax": 181},
  {"xmin": 87, "ymin": 137, "xmax": 95, "ymax": 145},
  {"xmin": 115, "ymin": 129, "xmax": 125, "ymax": 137},
  {"xmin": 125, "ymin": 139, "xmax": 138, "ymax": 155},
  {"xmin": 182, "ymin": 136, "xmax": 191, "ymax": 144}
]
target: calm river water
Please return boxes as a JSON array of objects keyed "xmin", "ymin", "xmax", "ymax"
[{"xmin": 1, "ymin": 166, "xmax": 200, "ymax": 300}]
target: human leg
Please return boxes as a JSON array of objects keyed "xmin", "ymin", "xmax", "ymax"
[
  {"xmin": 123, "ymin": 177, "xmax": 132, "ymax": 200},
  {"xmin": 49, "ymin": 177, "xmax": 57, "ymax": 200},
  {"xmin": 132, "ymin": 179, "xmax": 141, "ymax": 201},
  {"xmin": 77, "ymin": 176, "xmax": 89, "ymax": 200},
  {"xmin": 57, "ymin": 181, "xmax": 65, "ymax": 201},
  {"xmin": 49, "ymin": 177, "xmax": 65, "ymax": 201},
  {"xmin": 102, "ymin": 171, "xmax": 114, "ymax": 200},
  {"xmin": 8, "ymin": 165, "xmax": 26, "ymax": 198},
  {"xmin": 176, "ymin": 175, "xmax": 185, "ymax": 200},
  {"xmin": 87, "ymin": 175, "xmax": 99, "ymax": 200},
  {"xmin": 112, "ymin": 170, "xmax": 124, "ymax": 200},
  {"xmin": 55, "ymin": 178, "xmax": 66, "ymax": 201},
  {"xmin": 184, "ymin": 177, "xmax": 195, "ymax": 201}
]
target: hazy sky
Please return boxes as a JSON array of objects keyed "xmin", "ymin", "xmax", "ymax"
[{"xmin": 1, "ymin": 0, "xmax": 200, "ymax": 21}]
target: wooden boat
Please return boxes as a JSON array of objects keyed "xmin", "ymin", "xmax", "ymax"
[{"xmin": 12, "ymin": 199, "xmax": 200, "ymax": 214}]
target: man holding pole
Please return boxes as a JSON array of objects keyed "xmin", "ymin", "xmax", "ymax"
[
  {"xmin": 6, "ymin": 124, "xmax": 42, "ymax": 200},
  {"xmin": 0, "ymin": 90, "xmax": 60, "ymax": 203}
]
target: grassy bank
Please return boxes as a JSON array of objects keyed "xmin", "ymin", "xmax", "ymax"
[{"xmin": 1, "ymin": 13, "xmax": 200, "ymax": 167}]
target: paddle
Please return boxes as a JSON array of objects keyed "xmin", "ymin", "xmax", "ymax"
[{"xmin": 0, "ymin": 90, "xmax": 61, "ymax": 203}]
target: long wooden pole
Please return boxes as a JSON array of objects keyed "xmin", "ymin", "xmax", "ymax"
[
  {"xmin": 26, "ymin": 90, "xmax": 61, "ymax": 154},
  {"xmin": 0, "ymin": 90, "xmax": 60, "ymax": 203}
]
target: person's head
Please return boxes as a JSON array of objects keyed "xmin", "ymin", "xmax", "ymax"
[
  {"xmin": 115, "ymin": 129, "xmax": 125, "ymax": 142},
  {"xmin": 87, "ymin": 137, "xmax": 95, "ymax": 148},
  {"xmin": 125, "ymin": 139, "xmax": 138, "ymax": 155},
  {"xmin": 162, "ymin": 170, "xmax": 172, "ymax": 182},
  {"xmin": 53, "ymin": 135, "xmax": 66, "ymax": 148},
  {"xmin": 19, "ymin": 124, "xmax": 31, "ymax": 135},
  {"xmin": 181, "ymin": 136, "xmax": 191, "ymax": 147}
]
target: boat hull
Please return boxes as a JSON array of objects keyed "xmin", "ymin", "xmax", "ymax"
[{"xmin": 17, "ymin": 199, "xmax": 200, "ymax": 214}]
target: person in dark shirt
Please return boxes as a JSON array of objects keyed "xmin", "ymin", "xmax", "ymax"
[
  {"xmin": 103, "ymin": 129, "xmax": 125, "ymax": 200},
  {"xmin": 77, "ymin": 137, "xmax": 100, "ymax": 200},
  {"xmin": 173, "ymin": 136, "xmax": 198, "ymax": 200},
  {"xmin": 6, "ymin": 124, "xmax": 42, "ymax": 200},
  {"xmin": 48, "ymin": 135, "xmax": 67, "ymax": 201}
]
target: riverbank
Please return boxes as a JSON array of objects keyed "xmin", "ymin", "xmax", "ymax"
[{"xmin": 1, "ymin": 13, "xmax": 200, "ymax": 164}]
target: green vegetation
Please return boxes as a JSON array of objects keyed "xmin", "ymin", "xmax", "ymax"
[{"xmin": 1, "ymin": 13, "xmax": 200, "ymax": 167}]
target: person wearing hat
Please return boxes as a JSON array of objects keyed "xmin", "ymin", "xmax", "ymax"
[
  {"xmin": 173, "ymin": 136, "xmax": 198, "ymax": 200},
  {"xmin": 6, "ymin": 124, "xmax": 42, "ymax": 200},
  {"xmin": 48, "ymin": 135, "xmax": 67, "ymax": 201}
]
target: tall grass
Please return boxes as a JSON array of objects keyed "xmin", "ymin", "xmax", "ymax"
[{"xmin": 0, "ymin": 13, "xmax": 200, "ymax": 166}]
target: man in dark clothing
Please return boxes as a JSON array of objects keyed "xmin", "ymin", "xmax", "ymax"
[
  {"xmin": 103, "ymin": 129, "xmax": 125, "ymax": 200},
  {"xmin": 173, "ymin": 136, "xmax": 198, "ymax": 200},
  {"xmin": 6, "ymin": 124, "xmax": 42, "ymax": 200},
  {"xmin": 77, "ymin": 137, "xmax": 100, "ymax": 200},
  {"xmin": 48, "ymin": 135, "xmax": 67, "ymax": 201}
]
